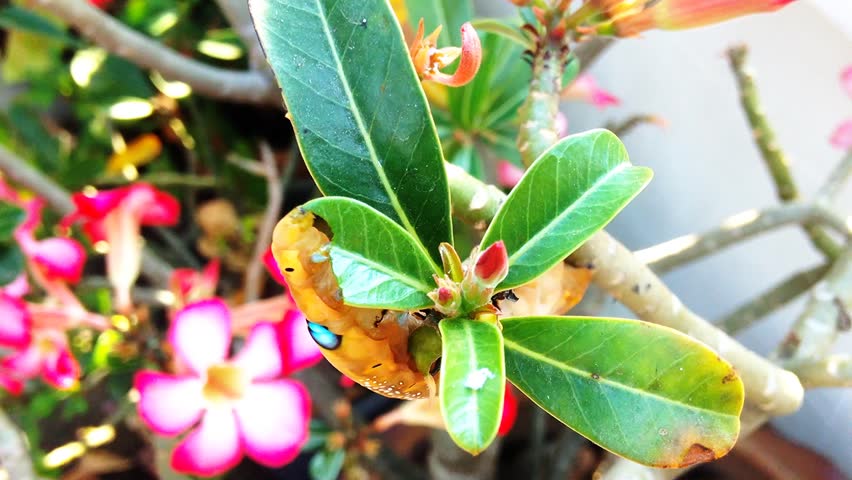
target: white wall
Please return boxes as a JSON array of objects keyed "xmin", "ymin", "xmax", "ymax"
[{"xmin": 476, "ymin": 0, "xmax": 852, "ymax": 474}]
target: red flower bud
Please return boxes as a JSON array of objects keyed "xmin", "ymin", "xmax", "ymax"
[{"xmin": 474, "ymin": 241, "xmax": 509, "ymax": 288}]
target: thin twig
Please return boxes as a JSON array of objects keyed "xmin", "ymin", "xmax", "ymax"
[
  {"xmin": 25, "ymin": 0, "xmax": 279, "ymax": 106},
  {"xmin": 605, "ymin": 114, "xmax": 664, "ymax": 137},
  {"xmin": 0, "ymin": 143, "xmax": 174, "ymax": 285},
  {"xmin": 718, "ymin": 264, "xmax": 829, "ymax": 335},
  {"xmin": 635, "ymin": 203, "xmax": 851, "ymax": 274},
  {"xmin": 214, "ymin": 0, "xmax": 267, "ymax": 70},
  {"xmin": 243, "ymin": 143, "xmax": 290, "ymax": 302},
  {"xmin": 791, "ymin": 355, "xmax": 852, "ymax": 388},
  {"xmin": 815, "ymin": 151, "xmax": 852, "ymax": 207},
  {"xmin": 727, "ymin": 45, "xmax": 842, "ymax": 260}
]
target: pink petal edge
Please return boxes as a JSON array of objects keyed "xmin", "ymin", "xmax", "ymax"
[
  {"xmin": 169, "ymin": 299, "xmax": 232, "ymax": 374},
  {"xmin": 232, "ymin": 322, "xmax": 283, "ymax": 381},
  {"xmin": 171, "ymin": 408, "xmax": 243, "ymax": 476},
  {"xmin": 235, "ymin": 379, "xmax": 310, "ymax": 467},
  {"xmin": 279, "ymin": 310, "xmax": 322, "ymax": 375},
  {"xmin": 134, "ymin": 371, "xmax": 205, "ymax": 436}
]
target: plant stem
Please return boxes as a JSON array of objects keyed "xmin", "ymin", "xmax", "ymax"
[
  {"xmin": 518, "ymin": 38, "xmax": 569, "ymax": 167},
  {"xmin": 778, "ymin": 248, "xmax": 852, "ymax": 364},
  {"xmin": 718, "ymin": 264, "xmax": 829, "ymax": 335},
  {"xmin": 791, "ymin": 355, "xmax": 852, "ymax": 388},
  {"xmin": 25, "ymin": 0, "xmax": 279, "ymax": 105},
  {"xmin": 635, "ymin": 203, "xmax": 850, "ymax": 274},
  {"xmin": 727, "ymin": 45, "xmax": 842, "ymax": 260}
]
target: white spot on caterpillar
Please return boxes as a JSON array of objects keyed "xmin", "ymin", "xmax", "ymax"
[{"xmin": 464, "ymin": 368, "xmax": 495, "ymax": 390}]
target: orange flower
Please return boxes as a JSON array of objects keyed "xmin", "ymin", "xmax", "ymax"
[
  {"xmin": 409, "ymin": 20, "xmax": 482, "ymax": 87},
  {"xmin": 592, "ymin": 0, "xmax": 796, "ymax": 36}
]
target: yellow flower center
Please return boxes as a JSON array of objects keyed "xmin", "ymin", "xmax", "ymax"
[{"xmin": 202, "ymin": 364, "xmax": 248, "ymax": 405}]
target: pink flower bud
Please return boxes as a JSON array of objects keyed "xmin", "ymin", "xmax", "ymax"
[
  {"xmin": 475, "ymin": 241, "xmax": 509, "ymax": 288},
  {"xmin": 428, "ymin": 277, "xmax": 462, "ymax": 316}
]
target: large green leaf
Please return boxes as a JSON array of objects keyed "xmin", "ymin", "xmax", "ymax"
[
  {"xmin": 482, "ymin": 130, "xmax": 652, "ymax": 289},
  {"xmin": 502, "ymin": 316, "xmax": 744, "ymax": 468},
  {"xmin": 250, "ymin": 0, "xmax": 452, "ymax": 263},
  {"xmin": 304, "ymin": 197, "xmax": 440, "ymax": 310},
  {"xmin": 439, "ymin": 318, "xmax": 504, "ymax": 455},
  {"xmin": 405, "ymin": 0, "xmax": 473, "ymax": 46},
  {"xmin": 0, "ymin": 202, "xmax": 26, "ymax": 242}
]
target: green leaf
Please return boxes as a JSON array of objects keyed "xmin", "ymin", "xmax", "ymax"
[
  {"xmin": 250, "ymin": 0, "xmax": 452, "ymax": 263},
  {"xmin": 405, "ymin": 0, "xmax": 474, "ymax": 46},
  {"xmin": 309, "ymin": 448, "xmax": 345, "ymax": 480},
  {"xmin": 0, "ymin": 6, "xmax": 79, "ymax": 46},
  {"xmin": 304, "ymin": 197, "xmax": 440, "ymax": 310},
  {"xmin": 482, "ymin": 129, "xmax": 652, "ymax": 290},
  {"xmin": 502, "ymin": 316, "xmax": 744, "ymax": 468},
  {"xmin": 0, "ymin": 202, "xmax": 25, "ymax": 241},
  {"xmin": 439, "ymin": 318, "xmax": 504, "ymax": 455},
  {"xmin": 0, "ymin": 243, "xmax": 25, "ymax": 286}
]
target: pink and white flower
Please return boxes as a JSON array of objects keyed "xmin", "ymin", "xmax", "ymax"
[
  {"xmin": 562, "ymin": 74, "xmax": 620, "ymax": 109},
  {"xmin": 68, "ymin": 183, "xmax": 180, "ymax": 312},
  {"xmin": 134, "ymin": 299, "xmax": 312, "ymax": 476}
]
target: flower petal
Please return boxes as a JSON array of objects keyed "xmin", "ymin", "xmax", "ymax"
[
  {"xmin": 169, "ymin": 299, "xmax": 232, "ymax": 374},
  {"xmin": 263, "ymin": 249, "xmax": 287, "ymax": 286},
  {"xmin": 498, "ymin": 385, "xmax": 519, "ymax": 436},
  {"xmin": 128, "ymin": 184, "xmax": 180, "ymax": 226},
  {"xmin": 42, "ymin": 346, "xmax": 80, "ymax": 390},
  {"xmin": 28, "ymin": 237, "xmax": 87, "ymax": 284},
  {"xmin": 2, "ymin": 342, "xmax": 39, "ymax": 377},
  {"xmin": 496, "ymin": 161, "xmax": 525, "ymax": 188},
  {"xmin": 0, "ymin": 294, "xmax": 31, "ymax": 348},
  {"xmin": 278, "ymin": 310, "xmax": 322, "ymax": 375},
  {"xmin": 72, "ymin": 188, "xmax": 128, "ymax": 219},
  {"xmin": 0, "ymin": 371, "xmax": 24, "ymax": 395},
  {"xmin": 235, "ymin": 379, "xmax": 310, "ymax": 467},
  {"xmin": 171, "ymin": 408, "xmax": 242, "ymax": 476},
  {"xmin": 232, "ymin": 322, "xmax": 282, "ymax": 381},
  {"xmin": 842, "ymin": 65, "xmax": 852, "ymax": 97},
  {"xmin": 830, "ymin": 119, "xmax": 852, "ymax": 150},
  {"xmin": 134, "ymin": 371, "xmax": 205, "ymax": 436},
  {"xmin": 1, "ymin": 273, "xmax": 29, "ymax": 299}
]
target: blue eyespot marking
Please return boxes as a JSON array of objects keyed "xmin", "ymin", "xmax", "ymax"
[{"xmin": 306, "ymin": 321, "xmax": 342, "ymax": 350}]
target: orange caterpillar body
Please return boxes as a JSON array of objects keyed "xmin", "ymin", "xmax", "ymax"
[{"xmin": 271, "ymin": 207, "xmax": 436, "ymax": 400}]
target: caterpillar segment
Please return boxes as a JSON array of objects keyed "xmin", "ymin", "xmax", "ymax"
[{"xmin": 271, "ymin": 207, "xmax": 438, "ymax": 400}]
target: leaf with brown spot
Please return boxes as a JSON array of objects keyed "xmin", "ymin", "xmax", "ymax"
[{"xmin": 503, "ymin": 316, "xmax": 744, "ymax": 468}]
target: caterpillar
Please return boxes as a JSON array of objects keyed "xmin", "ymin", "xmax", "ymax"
[{"xmin": 270, "ymin": 207, "xmax": 438, "ymax": 400}]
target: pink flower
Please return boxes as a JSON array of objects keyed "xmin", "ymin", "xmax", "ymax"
[
  {"xmin": 68, "ymin": 184, "xmax": 179, "ymax": 312},
  {"xmin": 170, "ymin": 260, "xmax": 220, "ymax": 310},
  {"xmin": 831, "ymin": 120, "xmax": 852, "ymax": 150},
  {"xmin": 0, "ymin": 296, "xmax": 83, "ymax": 391},
  {"xmin": 134, "ymin": 299, "xmax": 312, "ymax": 476},
  {"xmin": 1, "ymin": 329, "xmax": 80, "ymax": 390},
  {"xmin": 0, "ymin": 184, "xmax": 86, "ymax": 285},
  {"xmin": 497, "ymin": 161, "xmax": 525, "ymax": 188},
  {"xmin": 562, "ymin": 74, "xmax": 620, "ymax": 109},
  {"xmin": 0, "ymin": 294, "xmax": 31, "ymax": 349}
]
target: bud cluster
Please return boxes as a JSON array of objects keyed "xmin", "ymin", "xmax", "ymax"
[{"xmin": 428, "ymin": 241, "xmax": 509, "ymax": 318}]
